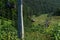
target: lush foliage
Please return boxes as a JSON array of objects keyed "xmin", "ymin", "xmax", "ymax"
[
  {"xmin": 23, "ymin": 0, "xmax": 60, "ymax": 40},
  {"xmin": 0, "ymin": 19, "xmax": 20, "ymax": 40},
  {"xmin": 1, "ymin": 0, "xmax": 60, "ymax": 40},
  {"xmin": 0, "ymin": 0, "xmax": 19, "ymax": 40},
  {"xmin": 24, "ymin": 14, "xmax": 60, "ymax": 40}
]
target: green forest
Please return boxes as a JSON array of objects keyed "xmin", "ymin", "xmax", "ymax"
[
  {"xmin": 24, "ymin": 0, "xmax": 60, "ymax": 40},
  {"xmin": 0, "ymin": 0, "xmax": 60, "ymax": 40},
  {"xmin": 0, "ymin": 0, "xmax": 19, "ymax": 40}
]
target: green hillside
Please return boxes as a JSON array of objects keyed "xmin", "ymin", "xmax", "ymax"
[
  {"xmin": 24, "ymin": 14, "xmax": 60, "ymax": 40},
  {"xmin": 23, "ymin": 0, "xmax": 60, "ymax": 40},
  {"xmin": 0, "ymin": 0, "xmax": 60, "ymax": 40}
]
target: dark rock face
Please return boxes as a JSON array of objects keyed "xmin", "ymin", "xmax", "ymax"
[
  {"xmin": 5, "ymin": 2, "xmax": 15, "ymax": 9},
  {"xmin": 31, "ymin": 19, "xmax": 35, "ymax": 22},
  {"xmin": 28, "ymin": 16, "xmax": 35, "ymax": 22}
]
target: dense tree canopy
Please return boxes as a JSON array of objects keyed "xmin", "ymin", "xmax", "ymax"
[{"xmin": 23, "ymin": 0, "xmax": 60, "ymax": 16}]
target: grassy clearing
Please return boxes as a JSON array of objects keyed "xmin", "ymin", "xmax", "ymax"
[{"xmin": 25, "ymin": 14, "xmax": 60, "ymax": 40}]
